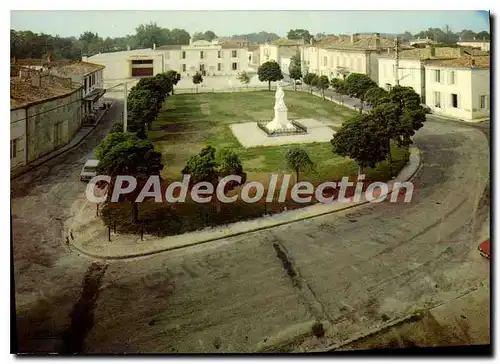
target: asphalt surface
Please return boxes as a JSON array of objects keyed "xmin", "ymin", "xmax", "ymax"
[{"xmin": 11, "ymin": 95, "xmax": 490, "ymax": 353}]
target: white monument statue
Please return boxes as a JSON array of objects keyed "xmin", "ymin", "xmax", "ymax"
[{"xmin": 266, "ymin": 81, "xmax": 295, "ymax": 131}]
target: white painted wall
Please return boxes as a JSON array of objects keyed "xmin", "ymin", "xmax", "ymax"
[
  {"xmin": 457, "ymin": 41, "xmax": 490, "ymax": 52},
  {"xmin": 470, "ymin": 69, "xmax": 490, "ymax": 119},
  {"xmin": 259, "ymin": 44, "xmax": 279, "ymax": 64},
  {"xmin": 378, "ymin": 58, "xmax": 425, "ymax": 99},
  {"xmin": 303, "ymin": 46, "xmax": 370, "ymax": 79},
  {"xmin": 424, "ymin": 65, "xmax": 490, "ymax": 120}
]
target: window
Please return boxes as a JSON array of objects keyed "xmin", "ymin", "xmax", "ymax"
[
  {"xmin": 10, "ymin": 139, "xmax": 17, "ymax": 159},
  {"xmin": 434, "ymin": 91, "xmax": 441, "ymax": 108},
  {"xmin": 131, "ymin": 59, "xmax": 153, "ymax": 64},
  {"xmin": 92, "ymin": 74, "xmax": 95, "ymax": 85},
  {"xmin": 434, "ymin": 70, "xmax": 441, "ymax": 83},
  {"xmin": 200, "ymin": 51, "xmax": 204, "ymax": 59},
  {"xmin": 232, "ymin": 62, "xmax": 238, "ymax": 71},
  {"xmin": 480, "ymin": 95, "xmax": 487, "ymax": 109},
  {"xmin": 182, "ymin": 51, "xmax": 186, "ymax": 59},
  {"xmin": 218, "ymin": 63, "xmax": 221, "ymax": 71},
  {"xmin": 451, "ymin": 93, "xmax": 458, "ymax": 108},
  {"xmin": 182, "ymin": 64, "xmax": 186, "ymax": 72},
  {"xmin": 218, "ymin": 51, "xmax": 221, "ymax": 58},
  {"xmin": 232, "ymin": 50, "xmax": 237, "ymax": 58},
  {"xmin": 323, "ymin": 57, "xmax": 327, "ymax": 67},
  {"xmin": 449, "ymin": 71, "xmax": 456, "ymax": 84},
  {"xmin": 84, "ymin": 78, "xmax": 88, "ymax": 91}
]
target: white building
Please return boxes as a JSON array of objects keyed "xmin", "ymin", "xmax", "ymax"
[
  {"xmin": 377, "ymin": 47, "xmax": 466, "ymax": 103},
  {"xmin": 424, "ymin": 55, "xmax": 490, "ymax": 121},
  {"xmin": 456, "ymin": 39, "xmax": 490, "ymax": 52},
  {"xmin": 259, "ymin": 39, "xmax": 304, "ymax": 68},
  {"xmin": 87, "ymin": 39, "xmax": 251, "ymax": 81},
  {"xmin": 302, "ymin": 33, "xmax": 395, "ymax": 82}
]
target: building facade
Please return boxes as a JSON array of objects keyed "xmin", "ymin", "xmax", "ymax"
[
  {"xmin": 50, "ymin": 61, "xmax": 105, "ymax": 115},
  {"xmin": 87, "ymin": 39, "xmax": 251, "ymax": 81},
  {"xmin": 10, "ymin": 69, "xmax": 84, "ymax": 172},
  {"xmin": 424, "ymin": 55, "xmax": 490, "ymax": 121},
  {"xmin": 301, "ymin": 34, "xmax": 395, "ymax": 82},
  {"xmin": 457, "ymin": 40, "xmax": 490, "ymax": 52}
]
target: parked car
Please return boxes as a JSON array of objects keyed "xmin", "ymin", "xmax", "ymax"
[
  {"xmin": 478, "ymin": 239, "xmax": 490, "ymax": 259},
  {"xmin": 80, "ymin": 159, "xmax": 99, "ymax": 182}
]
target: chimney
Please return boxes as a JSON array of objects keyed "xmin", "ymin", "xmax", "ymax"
[
  {"xmin": 351, "ymin": 33, "xmax": 360, "ymax": 43},
  {"xmin": 309, "ymin": 37, "xmax": 313, "ymax": 45},
  {"xmin": 374, "ymin": 33, "xmax": 381, "ymax": 49},
  {"xmin": 31, "ymin": 71, "xmax": 41, "ymax": 87},
  {"xmin": 153, "ymin": 43, "xmax": 156, "ymax": 50},
  {"xmin": 429, "ymin": 45, "xmax": 436, "ymax": 57},
  {"xmin": 127, "ymin": 44, "xmax": 131, "ymax": 51},
  {"xmin": 455, "ymin": 47, "xmax": 464, "ymax": 58}
]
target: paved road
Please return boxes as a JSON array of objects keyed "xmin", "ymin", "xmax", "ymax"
[{"xmin": 12, "ymin": 100, "xmax": 490, "ymax": 353}]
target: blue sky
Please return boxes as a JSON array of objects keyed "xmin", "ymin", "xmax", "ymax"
[{"xmin": 11, "ymin": 10, "xmax": 490, "ymax": 38}]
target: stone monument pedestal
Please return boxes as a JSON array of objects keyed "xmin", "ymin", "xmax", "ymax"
[{"xmin": 266, "ymin": 105, "xmax": 295, "ymax": 130}]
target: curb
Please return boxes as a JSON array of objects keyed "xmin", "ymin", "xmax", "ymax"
[
  {"xmin": 11, "ymin": 101, "xmax": 114, "ymax": 181},
  {"xmin": 69, "ymin": 147, "xmax": 423, "ymax": 260}
]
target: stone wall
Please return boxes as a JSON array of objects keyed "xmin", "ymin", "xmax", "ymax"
[{"xmin": 19, "ymin": 88, "xmax": 83, "ymax": 164}]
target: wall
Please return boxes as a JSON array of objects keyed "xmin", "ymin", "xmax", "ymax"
[
  {"xmin": 305, "ymin": 47, "xmax": 369, "ymax": 79},
  {"xmin": 12, "ymin": 88, "xmax": 83, "ymax": 167},
  {"xmin": 10, "ymin": 108, "xmax": 27, "ymax": 170},
  {"xmin": 378, "ymin": 58, "xmax": 425, "ymax": 98},
  {"xmin": 280, "ymin": 56, "xmax": 292, "ymax": 75},
  {"xmin": 259, "ymin": 44, "xmax": 279, "ymax": 64},
  {"xmin": 425, "ymin": 66, "xmax": 474, "ymax": 120},
  {"xmin": 470, "ymin": 69, "xmax": 490, "ymax": 119},
  {"xmin": 166, "ymin": 47, "xmax": 249, "ymax": 76}
]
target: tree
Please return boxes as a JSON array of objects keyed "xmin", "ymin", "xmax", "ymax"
[
  {"xmin": 330, "ymin": 78, "xmax": 348, "ymax": 104},
  {"xmin": 169, "ymin": 28, "xmax": 191, "ymax": 45},
  {"xmin": 229, "ymin": 31, "xmax": 280, "ymax": 44},
  {"xmin": 135, "ymin": 22, "xmax": 169, "ymax": 48},
  {"xmin": 286, "ymin": 29, "xmax": 313, "ymax": 43},
  {"xmin": 289, "ymin": 55, "xmax": 302, "ymax": 91},
  {"xmin": 257, "ymin": 61, "xmax": 284, "ymax": 91},
  {"xmin": 110, "ymin": 122, "xmax": 124, "ymax": 134},
  {"xmin": 182, "ymin": 146, "xmax": 246, "ymax": 213},
  {"xmin": 303, "ymin": 72, "xmax": 317, "ymax": 93},
  {"xmin": 164, "ymin": 70, "xmax": 181, "ymax": 94},
  {"xmin": 127, "ymin": 88, "xmax": 160, "ymax": 131},
  {"xmin": 98, "ymin": 139, "xmax": 163, "ymax": 222},
  {"xmin": 369, "ymin": 85, "xmax": 426, "ymax": 175},
  {"xmin": 95, "ymin": 132, "xmax": 134, "ymax": 160},
  {"xmin": 316, "ymin": 75, "xmax": 330, "ymax": 100},
  {"xmin": 331, "ymin": 114, "xmax": 389, "ymax": 176},
  {"xmin": 192, "ymin": 30, "xmax": 217, "ymax": 42},
  {"xmin": 364, "ymin": 86, "xmax": 389, "ymax": 108},
  {"xmin": 476, "ymin": 31, "xmax": 490, "ymax": 40},
  {"xmin": 343, "ymin": 73, "xmax": 378, "ymax": 114},
  {"xmin": 192, "ymin": 71, "xmax": 203, "ymax": 93},
  {"xmin": 237, "ymin": 71, "xmax": 250, "ymax": 87},
  {"xmin": 285, "ymin": 148, "xmax": 314, "ymax": 183}
]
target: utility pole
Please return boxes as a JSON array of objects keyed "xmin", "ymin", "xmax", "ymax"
[
  {"xmin": 123, "ymin": 82, "xmax": 128, "ymax": 132},
  {"xmin": 395, "ymin": 37, "xmax": 400, "ymax": 86}
]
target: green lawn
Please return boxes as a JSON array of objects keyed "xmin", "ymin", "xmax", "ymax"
[
  {"xmin": 150, "ymin": 90, "xmax": 361, "ymax": 183},
  {"xmin": 101, "ymin": 91, "xmax": 411, "ymax": 237}
]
